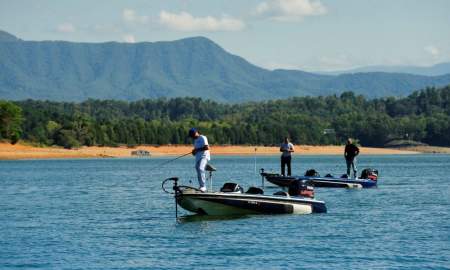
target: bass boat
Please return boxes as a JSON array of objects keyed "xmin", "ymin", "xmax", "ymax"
[
  {"xmin": 161, "ymin": 166, "xmax": 326, "ymax": 216},
  {"xmin": 261, "ymin": 168, "xmax": 379, "ymax": 189}
]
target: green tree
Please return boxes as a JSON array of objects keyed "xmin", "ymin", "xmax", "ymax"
[
  {"xmin": 10, "ymin": 85, "xmax": 450, "ymax": 147},
  {"xmin": 55, "ymin": 129, "xmax": 80, "ymax": 149},
  {"xmin": 0, "ymin": 101, "xmax": 23, "ymax": 144}
]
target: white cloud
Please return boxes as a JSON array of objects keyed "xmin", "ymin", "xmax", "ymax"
[
  {"xmin": 424, "ymin": 45, "xmax": 440, "ymax": 57},
  {"xmin": 159, "ymin": 11, "xmax": 245, "ymax": 32},
  {"xmin": 122, "ymin": 8, "xmax": 149, "ymax": 24},
  {"xmin": 123, "ymin": 34, "xmax": 136, "ymax": 43},
  {"xmin": 57, "ymin": 23, "xmax": 76, "ymax": 33},
  {"xmin": 254, "ymin": 0, "xmax": 327, "ymax": 21}
]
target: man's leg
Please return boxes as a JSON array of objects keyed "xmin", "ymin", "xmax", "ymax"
[
  {"xmin": 287, "ymin": 156, "xmax": 292, "ymax": 176},
  {"xmin": 195, "ymin": 158, "xmax": 207, "ymax": 191},
  {"xmin": 346, "ymin": 159, "xmax": 351, "ymax": 176},
  {"xmin": 352, "ymin": 158, "xmax": 358, "ymax": 178},
  {"xmin": 281, "ymin": 157, "xmax": 286, "ymax": 176}
]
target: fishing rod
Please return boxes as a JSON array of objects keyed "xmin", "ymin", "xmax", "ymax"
[{"xmin": 150, "ymin": 151, "xmax": 192, "ymax": 170}]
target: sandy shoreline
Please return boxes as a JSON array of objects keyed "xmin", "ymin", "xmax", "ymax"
[{"xmin": 0, "ymin": 142, "xmax": 432, "ymax": 160}]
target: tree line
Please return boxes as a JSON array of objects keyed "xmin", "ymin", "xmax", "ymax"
[{"xmin": 1, "ymin": 85, "xmax": 449, "ymax": 148}]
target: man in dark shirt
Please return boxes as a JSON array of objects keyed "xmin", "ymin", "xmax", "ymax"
[
  {"xmin": 344, "ymin": 138, "xmax": 360, "ymax": 178},
  {"xmin": 280, "ymin": 137, "xmax": 295, "ymax": 176}
]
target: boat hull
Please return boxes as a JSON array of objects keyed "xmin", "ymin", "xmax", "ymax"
[
  {"xmin": 264, "ymin": 174, "xmax": 377, "ymax": 188},
  {"xmin": 176, "ymin": 190, "xmax": 326, "ymax": 215}
]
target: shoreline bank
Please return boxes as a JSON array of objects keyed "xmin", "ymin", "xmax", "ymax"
[{"xmin": 1, "ymin": 142, "xmax": 440, "ymax": 160}]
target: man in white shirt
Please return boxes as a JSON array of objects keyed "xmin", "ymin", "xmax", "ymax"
[
  {"xmin": 280, "ymin": 137, "xmax": 295, "ymax": 176},
  {"xmin": 188, "ymin": 128, "xmax": 210, "ymax": 192}
]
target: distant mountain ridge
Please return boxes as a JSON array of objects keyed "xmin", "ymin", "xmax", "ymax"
[
  {"xmin": 318, "ymin": 62, "xmax": 450, "ymax": 76},
  {"xmin": 0, "ymin": 30, "xmax": 21, "ymax": 42},
  {"xmin": 1, "ymin": 30, "xmax": 450, "ymax": 102}
]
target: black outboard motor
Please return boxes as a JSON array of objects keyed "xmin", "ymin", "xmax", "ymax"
[
  {"xmin": 288, "ymin": 180, "xmax": 315, "ymax": 198},
  {"xmin": 220, "ymin": 183, "xmax": 244, "ymax": 193},
  {"xmin": 360, "ymin": 168, "xmax": 379, "ymax": 180}
]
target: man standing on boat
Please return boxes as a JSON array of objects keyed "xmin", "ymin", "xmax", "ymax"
[
  {"xmin": 189, "ymin": 128, "xmax": 210, "ymax": 192},
  {"xmin": 280, "ymin": 137, "xmax": 295, "ymax": 176},
  {"xmin": 344, "ymin": 138, "xmax": 360, "ymax": 178}
]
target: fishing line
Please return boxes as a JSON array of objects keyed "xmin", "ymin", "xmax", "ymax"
[{"xmin": 149, "ymin": 151, "xmax": 192, "ymax": 171}]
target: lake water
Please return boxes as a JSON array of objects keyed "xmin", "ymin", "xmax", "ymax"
[{"xmin": 1, "ymin": 155, "xmax": 450, "ymax": 269}]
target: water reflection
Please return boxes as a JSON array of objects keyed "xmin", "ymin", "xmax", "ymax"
[{"xmin": 177, "ymin": 214, "xmax": 251, "ymax": 223}]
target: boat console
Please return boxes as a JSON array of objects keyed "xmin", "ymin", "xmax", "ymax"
[{"xmin": 220, "ymin": 182, "xmax": 244, "ymax": 193}]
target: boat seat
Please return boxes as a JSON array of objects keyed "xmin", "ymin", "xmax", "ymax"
[
  {"xmin": 220, "ymin": 182, "xmax": 243, "ymax": 193},
  {"xmin": 245, "ymin": 187, "xmax": 264, "ymax": 195},
  {"xmin": 205, "ymin": 164, "xmax": 216, "ymax": 172},
  {"xmin": 273, "ymin": 191, "xmax": 290, "ymax": 197}
]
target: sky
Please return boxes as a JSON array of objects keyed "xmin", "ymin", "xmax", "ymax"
[{"xmin": 1, "ymin": 0, "xmax": 449, "ymax": 71}]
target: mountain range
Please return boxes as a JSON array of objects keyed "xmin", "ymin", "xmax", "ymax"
[
  {"xmin": 1, "ymin": 30, "xmax": 450, "ymax": 102},
  {"xmin": 318, "ymin": 62, "xmax": 450, "ymax": 76}
]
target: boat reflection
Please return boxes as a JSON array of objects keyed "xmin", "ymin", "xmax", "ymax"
[{"xmin": 177, "ymin": 214, "xmax": 251, "ymax": 223}]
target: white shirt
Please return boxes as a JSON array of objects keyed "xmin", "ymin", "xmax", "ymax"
[
  {"xmin": 280, "ymin": 142, "xmax": 294, "ymax": 157},
  {"xmin": 194, "ymin": 135, "xmax": 210, "ymax": 161}
]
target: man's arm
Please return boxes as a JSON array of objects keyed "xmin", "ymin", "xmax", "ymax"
[
  {"xmin": 289, "ymin": 144, "xmax": 295, "ymax": 152},
  {"xmin": 192, "ymin": 144, "xmax": 209, "ymax": 154}
]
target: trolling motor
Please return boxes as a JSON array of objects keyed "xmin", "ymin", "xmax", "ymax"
[
  {"xmin": 260, "ymin": 168, "xmax": 265, "ymax": 189},
  {"xmin": 259, "ymin": 168, "xmax": 280, "ymax": 189},
  {"xmin": 162, "ymin": 177, "xmax": 180, "ymax": 194},
  {"xmin": 162, "ymin": 177, "xmax": 180, "ymax": 218},
  {"xmin": 162, "ymin": 176, "xmax": 207, "ymax": 219}
]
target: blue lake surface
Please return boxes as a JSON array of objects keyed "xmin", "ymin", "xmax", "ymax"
[{"xmin": 1, "ymin": 155, "xmax": 450, "ymax": 269}]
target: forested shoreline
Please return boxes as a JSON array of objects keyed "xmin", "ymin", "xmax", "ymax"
[{"xmin": 1, "ymin": 85, "xmax": 449, "ymax": 148}]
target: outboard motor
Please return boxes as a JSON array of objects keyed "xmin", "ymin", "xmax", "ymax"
[
  {"xmin": 288, "ymin": 180, "xmax": 315, "ymax": 198},
  {"xmin": 360, "ymin": 168, "xmax": 379, "ymax": 180},
  {"xmin": 220, "ymin": 182, "xmax": 244, "ymax": 193},
  {"xmin": 305, "ymin": 169, "xmax": 320, "ymax": 177}
]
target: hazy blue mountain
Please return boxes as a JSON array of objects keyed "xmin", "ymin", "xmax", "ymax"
[
  {"xmin": 0, "ymin": 30, "xmax": 21, "ymax": 42},
  {"xmin": 318, "ymin": 62, "xmax": 450, "ymax": 76},
  {"xmin": 1, "ymin": 30, "xmax": 450, "ymax": 102}
]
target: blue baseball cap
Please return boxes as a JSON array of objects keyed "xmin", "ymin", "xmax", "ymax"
[{"xmin": 188, "ymin": 128, "xmax": 197, "ymax": 137}]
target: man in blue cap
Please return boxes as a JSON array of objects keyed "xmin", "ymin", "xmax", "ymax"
[{"xmin": 188, "ymin": 128, "xmax": 210, "ymax": 192}]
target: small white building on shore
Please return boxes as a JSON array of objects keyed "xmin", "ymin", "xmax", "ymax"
[{"xmin": 131, "ymin": 150, "xmax": 151, "ymax": 157}]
